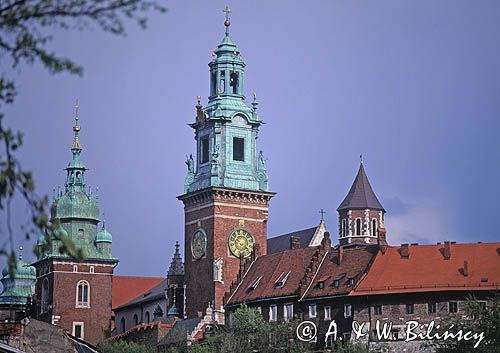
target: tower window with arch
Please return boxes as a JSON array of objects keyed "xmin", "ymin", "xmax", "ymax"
[
  {"xmin": 341, "ymin": 219, "xmax": 347, "ymax": 237},
  {"xmin": 120, "ymin": 317, "xmax": 126, "ymax": 333},
  {"xmin": 133, "ymin": 314, "xmax": 139, "ymax": 325},
  {"xmin": 355, "ymin": 218, "xmax": 362, "ymax": 236},
  {"xmin": 220, "ymin": 70, "xmax": 226, "ymax": 93},
  {"xmin": 230, "ymin": 71, "xmax": 239, "ymax": 94},
  {"xmin": 76, "ymin": 280, "xmax": 90, "ymax": 308},
  {"xmin": 41, "ymin": 278, "xmax": 49, "ymax": 313},
  {"xmin": 371, "ymin": 218, "xmax": 378, "ymax": 237},
  {"xmin": 201, "ymin": 136, "xmax": 210, "ymax": 164},
  {"xmin": 211, "ymin": 71, "xmax": 216, "ymax": 95}
]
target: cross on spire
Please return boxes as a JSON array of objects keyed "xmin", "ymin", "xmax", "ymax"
[
  {"xmin": 223, "ymin": 6, "xmax": 231, "ymax": 35},
  {"xmin": 319, "ymin": 209, "xmax": 326, "ymax": 221}
]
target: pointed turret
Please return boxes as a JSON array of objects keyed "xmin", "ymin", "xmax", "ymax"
[
  {"xmin": 0, "ymin": 247, "xmax": 36, "ymax": 308},
  {"xmin": 337, "ymin": 158, "xmax": 386, "ymax": 246},
  {"xmin": 167, "ymin": 241, "xmax": 184, "ymax": 277}
]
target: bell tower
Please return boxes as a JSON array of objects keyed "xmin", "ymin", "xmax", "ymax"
[
  {"xmin": 33, "ymin": 105, "xmax": 118, "ymax": 344},
  {"xmin": 337, "ymin": 157, "xmax": 386, "ymax": 246},
  {"xmin": 178, "ymin": 8, "xmax": 275, "ymax": 321}
]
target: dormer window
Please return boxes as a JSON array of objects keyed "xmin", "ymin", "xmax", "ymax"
[
  {"xmin": 274, "ymin": 271, "xmax": 290, "ymax": 289},
  {"xmin": 333, "ymin": 280, "xmax": 339, "ymax": 288},
  {"xmin": 318, "ymin": 276, "xmax": 330, "ymax": 289},
  {"xmin": 248, "ymin": 275, "xmax": 263, "ymax": 291},
  {"xmin": 333, "ymin": 273, "xmax": 346, "ymax": 289},
  {"xmin": 347, "ymin": 278, "xmax": 355, "ymax": 286},
  {"xmin": 230, "ymin": 71, "xmax": 239, "ymax": 94}
]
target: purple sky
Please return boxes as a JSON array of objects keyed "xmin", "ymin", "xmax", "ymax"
[{"xmin": 3, "ymin": 1, "xmax": 500, "ymax": 277}]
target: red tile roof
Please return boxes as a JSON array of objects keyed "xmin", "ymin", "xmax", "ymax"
[
  {"xmin": 226, "ymin": 247, "xmax": 317, "ymax": 305},
  {"xmin": 304, "ymin": 246, "xmax": 378, "ymax": 299},
  {"xmin": 352, "ymin": 242, "xmax": 500, "ymax": 296},
  {"xmin": 112, "ymin": 276, "xmax": 164, "ymax": 310}
]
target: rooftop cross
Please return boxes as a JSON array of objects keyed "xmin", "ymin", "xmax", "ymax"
[
  {"xmin": 319, "ymin": 208, "xmax": 326, "ymax": 221},
  {"xmin": 223, "ymin": 6, "xmax": 232, "ymax": 35},
  {"xmin": 360, "ymin": 154, "xmax": 363, "ymax": 164}
]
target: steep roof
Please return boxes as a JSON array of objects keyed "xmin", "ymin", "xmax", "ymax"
[
  {"xmin": 115, "ymin": 279, "xmax": 168, "ymax": 310},
  {"xmin": 352, "ymin": 242, "xmax": 500, "ymax": 296},
  {"xmin": 112, "ymin": 276, "xmax": 164, "ymax": 310},
  {"xmin": 267, "ymin": 223, "xmax": 324, "ymax": 254},
  {"xmin": 337, "ymin": 162, "xmax": 384, "ymax": 211},
  {"xmin": 303, "ymin": 246, "xmax": 378, "ymax": 300},
  {"xmin": 226, "ymin": 247, "xmax": 317, "ymax": 305}
]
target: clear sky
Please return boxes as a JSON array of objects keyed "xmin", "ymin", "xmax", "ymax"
[{"xmin": 3, "ymin": 1, "xmax": 500, "ymax": 277}]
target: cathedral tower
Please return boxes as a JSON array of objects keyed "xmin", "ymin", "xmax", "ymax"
[
  {"xmin": 178, "ymin": 9, "xmax": 275, "ymax": 321},
  {"xmin": 337, "ymin": 158, "xmax": 386, "ymax": 246},
  {"xmin": 33, "ymin": 108, "xmax": 118, "ymax": 344}
]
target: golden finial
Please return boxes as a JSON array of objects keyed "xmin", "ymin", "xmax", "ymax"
[
  {"xmin": 360, "ymin": 154, "xmax": 364, "ymax": 164},
  {"xmin": 253, "ymin": 92, "xmax": 257, "ymax": 101},
  {"xmin": 197, "ymin": 95, "xmax": 201, "ymax": 105},
  {"xmin": 19, "ymin": 246, "xmax": 23, "ymax": 260},
  {"xmin": 73, "ymin": 99, "xmax": 81, "ymax": 133}
]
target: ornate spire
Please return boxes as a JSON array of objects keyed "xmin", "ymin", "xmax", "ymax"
[
  {"xmin": 64, "ymin": 101, "xmax": 87, "ymax": 192},
  {"xmin": 167, "ymin": 241, "xmax": 184, "ymax": 276},
  {"xmin": 72, "ymin": 100, "xmax": 82, "ymax": 152}
]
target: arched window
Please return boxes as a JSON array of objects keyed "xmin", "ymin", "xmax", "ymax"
[
  {"xmin": 76, "ymin": 280, "xmax": 90, "ymax": 308},
  {"xmin": 220, "ymin": 70, "xmax": 225, "ymax": 93},
  {"xmin": 145, "ymin": 311, "xmax": 150, "ymax": 323},
  {"xmin": 133, "ymin": 314, "xmax": 139, "ymax": 326},
  {"xmin": 230, "ymin": 71, "xmax": 239, "ymax": 94},
  {"xmin": 341, "ymin": 219, "xmax": 347, "ymax": 237},
  {"xmin": 76, "ymin": 171, "xmax": 81, "ymax": 179},
  {"xmin": 371, "ymin": 219, "xmax": 378, "ymax": 237},
  {"xmin": 120, "ymin": 317, "xmax": 126, "ymax": 333},
  {"xmin": 41, "ymin": 278, "xmax": 49, "ymax": 313},
  {"xmin": 355, "ymin": 218, "xmax": 362, "ymax": 236}
]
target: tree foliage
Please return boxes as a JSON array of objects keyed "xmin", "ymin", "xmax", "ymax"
[
  {"xmin": 435, "ymin": 294, "xmax": 500, "ymax": 353},
  {"xmin": 98, "ymin": 340, "xmax": 156, "ymax": 353},
  {"xmin": 0, "ymin": 0, "xmax": 165, "ymax": 267}
]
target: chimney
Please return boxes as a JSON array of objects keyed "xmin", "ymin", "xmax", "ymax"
[
  {"xmin": 400, "ymin": 244, "xmax": 410, "ymax": 259},
  {"xmin": 290, "ymin": 236, "xmax": 301, "ymax": 250},
  {"xmin": 337, "ymin": 245, "xmax": 344, "ymax": 265},
  {"xmin": 377, "ymin": 226, "xmax": 388, "ymax": 246},
  {"xmin": 463, "ymin": 261, "xmax": 469, "ymax": 277},
  {"xmin": 443, "ymin": 241, "xmax": 451, "ymax": 260},
  {"xmin": 321, "ymin": 231, "xmax": 332, "ymax": 249}
]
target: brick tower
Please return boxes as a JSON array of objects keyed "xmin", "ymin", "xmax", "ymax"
[
  {"xmin": 33, "ymin": 107, "xmax": 118, "ymax": 344},
  {"xmin": 337, "ymin": 158, "xmax": 386, "ymax": 246},
  {"xmin": 178, "ymin": 9, "xmax": 275, "ymax": 322}
]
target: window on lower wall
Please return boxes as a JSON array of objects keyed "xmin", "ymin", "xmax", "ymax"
[
  {"xmin": 76, "ymin": 280, "xmax": 90, "ymax": 308},
  {"xmin": 428, "ymin": 303, "xmax": 436, "ymax": 314},
  {"xmin": 374, "ymin": 305, "xmax": 382, "ymax": 315},
  {"xmin": 72, "ymin": 322, "xmax": 84, "ymax": 339},
  {"xmin": 269, "ymin": 305, "xmax": 277, "ymax": 322},
  {"xmin": 284, "ymin": 303, "xmax": 293, "ymax": 321},
  {"xmin": 406, "ymin": 304, "xmax": 414, "ymax": 314},
  {"xmin": 344, "ymin": 304, "xmax": 352, "ymax": 318},
  {"xmin": 309, "ymin": 304, "xmax": 317, "ymax": 319},
  {"xmin": 449, "ymin": 302, "xmax": 458, "ymax": 313},
  {"xmin": 134, "ymin": 314, "xmax": 139, "ymax": 325},
  {"xmin": 324, "ymin": 306, "xmax": 331, "ymax": 320},
  {"xmin": 145, "ymin": 311, "xmax": 150, "ymax": 323},
  {"xmin": 120, "ymin": 318, "xmax": 125, "ymax": 333}
]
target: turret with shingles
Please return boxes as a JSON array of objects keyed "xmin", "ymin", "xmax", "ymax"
[{"xmin": 337, "ymin": 158, "xmax": 385, "ymax": 246}]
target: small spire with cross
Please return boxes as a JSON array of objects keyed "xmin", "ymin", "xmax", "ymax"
[
  {"xmin": 223, "ymin": 6, "xmax": 232, "ymax": 35},
  {"xmin": 360, "ymin": 154, "xmax": 364, "ymax": 164},
  {"xmin": 319, "ymin": 209, "xmax": 326, "ymax": 222}
]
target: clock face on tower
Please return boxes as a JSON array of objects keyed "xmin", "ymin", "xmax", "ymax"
[
  {"xmin": 228, "ymin": 228, "xmax": 255, "ymax": 258},
  {"xmin": 191, "ymin": 229, "xmax": 207, "ymax": 260}
]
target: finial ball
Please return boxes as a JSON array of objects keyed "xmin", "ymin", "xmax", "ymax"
[{"xmin": 224, "ymin": 20, "xmax": 230, "ymax": 27}]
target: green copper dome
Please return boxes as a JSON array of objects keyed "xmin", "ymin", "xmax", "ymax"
[
  {"xmin": 55, "ymin": 190, "xmax": 99, "ymax": 221},
  {"xmin": 167, "ymin": 305, "xmax": 180, "ymax": 317},
  {"xmin": 96, "ymin": 224, "xmax": 112, "ymax": 243},
  {"xmin": 0, "ymin": 255, "xmax": 36, "ymax": 305}
]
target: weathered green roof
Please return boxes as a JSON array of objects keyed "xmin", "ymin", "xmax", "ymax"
[
  {"xmin": 55, "ymin": 190, "xmax": 99, "ymax": 221},
  {"xmin": 96, "ymin": 225, "xmax": 113, "ymax": 243},
  {"xmin": 0, "ymin": 258, "xmax": 36, "ymax": 305}
]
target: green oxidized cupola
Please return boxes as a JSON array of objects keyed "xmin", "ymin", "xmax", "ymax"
[
  {"xmin": 183, "ymin": 8, "xmax": 269, "ymax": 194},
  {"xmin": 36, "ymin": 105, "xmax": 117, "ymax": 262},
  {"xmin": 0, "ymin": 248, "xmax": 36, "ymax": 306}
]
